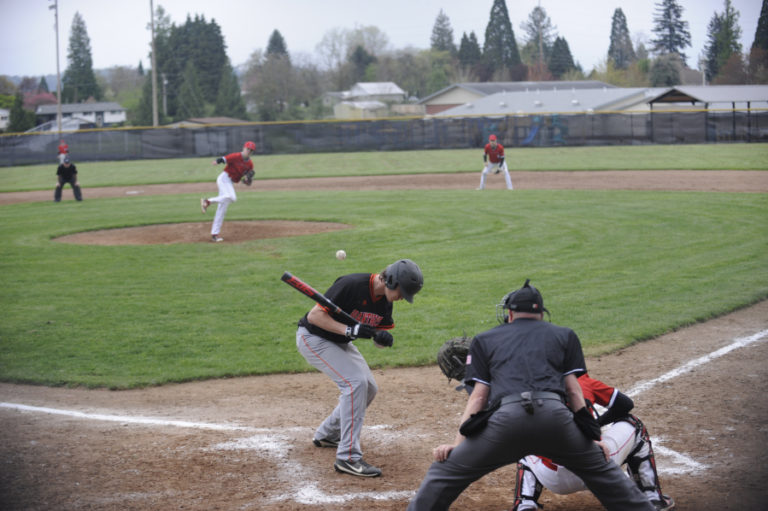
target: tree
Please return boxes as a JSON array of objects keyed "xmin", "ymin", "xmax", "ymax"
[
  {"xmin": 520, "ymin": 5, "xmax": 556, "ymax": 66},
  {"xmin": 62, "ymin": 12, "xmax": 102, "ymax": 103},
  {"xmin": 349, "ymin": 45, "xmax": 377, "ymax": 83},
  {"xmin": 754, "ymin": 0, "xmax": 768, "ymax": 50},
  {"xmin": 8, "ymin": 91, "xmax": 35, "ymax": 132},
  {"xmin": 214, "ymin": 62, "xmax": 248, "ymax": 119},
  {"xmin": 267, "ymin": 29, "xmax": 289, "ymax": 59},
  {"xmin": 176, "ymin": 61, "xmax": 205, "ymax": 119},
  {"xmin": 430, "ymin": 9, "xmax": 456, "ymax": 55},
  {"xmin": 649, "ymin": 53, "xmax": 683, "ymax": 86},
  {"xmin": 651, "ymin": 0, "xmax": 692, "ymax": 62},
  {"xmin": 548, "ymin": 37, "xmax": 576, "ymax": 78},
  {"xmin": 483, "ymin": 0, "xmax": 524, "ymax": 80},
  {"xmin": 704, "ymin": 0, "xmax": 743, "ymax": 82},
  {"xmin": 458, "ymin": 32, "xmax": 482, "ymax": 74},
  {"xmin": 608, "ymin": 8, "xmax": 636, "ymax": 69},
  {"xmin": 37, "ymin": 77, "xmax": 50, "ymax": 93},
  {"xmin": 713, "ymin": 52, "xmax": 748, "ymax": 83}
]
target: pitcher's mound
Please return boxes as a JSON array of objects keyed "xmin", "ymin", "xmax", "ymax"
[{"xmin": 53, "ymin": 221, "xmax": 352, "ymax": 245}]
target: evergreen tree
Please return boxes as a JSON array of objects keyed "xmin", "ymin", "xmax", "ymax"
[
  {"xmin": 176, "ymin": 61, "xmax": 205, "ymax": 119},
  {"xmin": 753, "ymin": 0, "xmax": 768, "ymax": 50},
  {"xmin": 430, "ymin": 9, "xmax": 456, "ymax": 55},
  {"xmin": 649, "ymin": 53, "xmax": 683, "ymax": 86},
  {"xmin": 61, "ymin": 12, "xmax": 102, "ymax": 103},
  {"xmin": 548, "ymin": 37, "xmax": 576, "ymax": 78},
  {"xmin": 267, "ymin": 30, "xmax": 289, "ymax": 59},
  {"xmin": 214, "ymin": 62, "xmax": 247, "ymax": 119},
  {"xmin": 134, "ymin": 74, "xmax": 155, "ymax": 126},
  {"xmin": 458, "ymin": 32, "xmax": 482, "ymax": 70},
  {"xmin": 651, "ymin": 0, "xmax": 692, "ymax": 62},
  {"xmin": 608, "ymin": 8, "xmax": 636, "ymax": 69},
  {"xmin": 350, "ymin": 45, "xmax": 377, "ymax": 83},
  {"xmin": 138, "ymin": 61, "xmax": 144, "ymax": 76},
  {"xmin": 482, "ymin": 0, "xmax": 523, "ymax": 79},
  {"xmin": 8, "ymin": 91, "xmax": 35, "ymax": 132},
  {"xmin": 704, "ymin": 0, "xmax": 743, "ymax": 82},
  {"xmin": 37, "ymin": 77, "xmax": 50, "ymax": 93}
]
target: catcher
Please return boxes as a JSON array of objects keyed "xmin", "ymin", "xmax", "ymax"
[
  {"xmin": 437, "ymin": 334, "xmax": 675, "ymax": 511},
  {"xmin": 200, "ymin": 140, "xmax": 256, "ymax": 242}
]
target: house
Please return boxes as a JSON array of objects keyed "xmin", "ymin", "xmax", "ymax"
[
  {"xmin": 347, "ymin": 82, "xmax": 405, "ymax": 103},
  {"xmin": 165, "ymin": 117, "xmax": 251, "ymax": 128},
  {"xmin": 0, "ymin": 108, "xmax": 9, "ymax": 130},
  {"xmin": 333, "ymin": 100, "xmax": 389, "ymax": 120},
  {"xmin": 327, "ymin": 82, "xmax": 411, "ymax": 119},
  {"xmin": 419, "ymin": 81, "xmax": 616, "ymax": 115},
  {"xmin": 646, "ymin": 85, "xmax": 768, "ymax": 111},
  {"xmin": 35, "ymin": 102, "xmax": 127, "ymax": 128}
]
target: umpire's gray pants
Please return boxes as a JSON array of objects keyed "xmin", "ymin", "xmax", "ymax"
[
  {"xmin": 407, "ymin": 399, "xmax": 654, "ymax": 511},
  {"xmin": 297, "ymin": 326, "xmax": 377, "ymax": 463}
]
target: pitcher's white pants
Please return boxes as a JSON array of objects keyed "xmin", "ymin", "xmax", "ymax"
[
  {"xmin": 478, "ymin": 162, "xmax": 514, "ymax": 190},
  {"xmin": 208, "ymin": 171, "xmax": 236, "ymax": 236}
]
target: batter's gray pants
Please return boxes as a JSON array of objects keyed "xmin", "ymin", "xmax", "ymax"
[
  {"xmin": 407, "ymin": 399, "xmax": 654, "ymax": 511},
  {"xmin": 296, "ymin": 326, "xmax": 377, "ymax": 463}
]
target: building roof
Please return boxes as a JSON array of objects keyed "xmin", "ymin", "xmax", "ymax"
[
  {"xmin": 349, "ymin": 82, "xmax": 405, "ymax": 96},
  {"xmin": 419, "ymin": 81, "xmax": 616, "ymax": 104},
  {"xmin": 36, "ymin": 102, "xmax": 126, "ymax": 114},
  {"xmin": 647, "ymin": 85, "xmax": 768, "ymax": 105},
  {"xmin": 432, "ymin": 87, "xmax": 666, "ymax": 117}
]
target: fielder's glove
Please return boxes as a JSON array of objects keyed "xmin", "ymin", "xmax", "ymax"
[
  {"xmin": 437, "ymin": 336, "xmax": 473, "ymax": 382},
  {"xmin": 242, "ymin": 169, "xmax": 255, "ymax": 186},
  {"xmin": 373, "ymin": 330, "xmax": 394, "ymax": 348}
]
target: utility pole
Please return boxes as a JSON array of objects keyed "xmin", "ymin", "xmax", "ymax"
[
  {"xmin": 150, "ymin": 0, "xmax": 159, "ymax": 126},
  {"xmin": 49, "ymin": 0, "xmax": 63, "ymax": 133}
]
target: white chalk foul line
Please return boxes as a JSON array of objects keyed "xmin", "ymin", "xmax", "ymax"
[
  {"xmin": 626, "ymin": 329, "xmax": 768, "ymax": 398},
  {"xmin": 0, "ymin": 402, "xmax": 255, "ymax": 432}
]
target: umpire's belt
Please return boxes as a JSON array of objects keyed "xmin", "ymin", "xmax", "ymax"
[
  {"xmin": 501, "ymin": 391, "xmax": 563, "ymax": 414},
  {"xmin": 500, "ymin": 391, "xmax": 563, "ymax": 405}
]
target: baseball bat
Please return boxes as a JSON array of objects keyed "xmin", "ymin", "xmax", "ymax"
[{"xmin": 281, "ymin": 271, "xmax": 358, "ymax": 325}]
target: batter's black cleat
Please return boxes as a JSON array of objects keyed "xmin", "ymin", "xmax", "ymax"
[
  {"xmin": 334, "ymin": 458, "xmax": 382, "ymax": 477},
  {"xmin": 312, "ymin": 437, "xmax": 339, "ymax": 448}
]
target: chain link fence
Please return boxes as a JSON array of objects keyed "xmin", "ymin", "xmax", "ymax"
[{"xmin": 1, "ymin": 110, "xmax": 766, "ymax": 167}]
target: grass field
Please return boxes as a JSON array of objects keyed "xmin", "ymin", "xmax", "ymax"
[
  {"xmin": 1, "ymin": 144, "xmax": 766, "ymax": 388},
  {"xmin": 1, "ymin": 143, "xmax": 767, "ymax": 192}
]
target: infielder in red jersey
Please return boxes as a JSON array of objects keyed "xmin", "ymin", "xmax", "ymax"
[
  {"xmin": 478, "ymin": 134, "xmax": 513, "ymax": 190},
  {"xmin": 200, "ymin": 141, "xmax": 256, "ymax": 242},
  {"xmin": 511, "ymin": 373, "xmax": 675, "ymax": 511},
  {"xmin": 57, "ymin": 139, "xmax": 69, "ymax": 164}
]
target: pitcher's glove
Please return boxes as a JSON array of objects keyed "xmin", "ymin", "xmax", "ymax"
[
  {"xmin": 242, "ymin": 169, "xmax": 254, "ymax": 186},
  {"xmin": 437, "ymin": 336, "xmax": 473, "ymax": 381}
]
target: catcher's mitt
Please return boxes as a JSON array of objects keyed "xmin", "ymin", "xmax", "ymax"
[
  {"xmin": 437, "ymin": 336, "xmax": 473, "ymax": 382},
  {"xmin": 242, "ymin": 169, "xmax": 255, "ymax": 186}
]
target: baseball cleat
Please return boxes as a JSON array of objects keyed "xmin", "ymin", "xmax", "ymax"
[
  {"xmin": 333, "ymin": 458, "xmax": 382, "ymax": 477},
  {"xmin": 651, "ymin": 495, "xmax": 675, "ymax": 510},
  {"xmin": 211, "ymin": 234, "xmax": 223, "ymax": 243},
  {"xmin": 200, "ymin": 198, "xmax": 210, "ymax": 213},
  {"xmin": 312, "ymin": 437, "xmax": 339, "ymax": 448}
]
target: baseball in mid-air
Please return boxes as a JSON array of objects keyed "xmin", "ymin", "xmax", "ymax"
[{"xmin": 336, "ymin": 249, "xmax": 347, "ymax": 260}]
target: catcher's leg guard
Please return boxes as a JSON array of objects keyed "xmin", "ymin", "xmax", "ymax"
[
  {"xmin": 510, "ymin": 461, "xmax": 542, "ymax": 510},
  {"xmin": 623, "ymin": 415, "xmax": 670, "ymax": 505}
]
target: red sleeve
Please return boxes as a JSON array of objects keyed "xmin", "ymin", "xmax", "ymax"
[{"xmin": 578, "ymin": 374, "xmax": 617, "ymax": 407}]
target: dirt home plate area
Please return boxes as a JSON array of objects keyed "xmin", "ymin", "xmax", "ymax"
[{"xmin": 1, "ymin": 171, "xmax": 767, "ymax": 510}]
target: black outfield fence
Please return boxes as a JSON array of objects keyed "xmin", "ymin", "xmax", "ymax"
[{"xmin": 1, "ymin": 109, "xmax": 766, "ymax": 167}]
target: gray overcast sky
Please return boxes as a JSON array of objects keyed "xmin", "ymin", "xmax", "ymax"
[{"xmin": 0, "ymin": 0, "xmax": 762, "ymax": 78}]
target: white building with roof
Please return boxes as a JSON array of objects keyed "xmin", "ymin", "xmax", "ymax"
[{"xmin": 35, "ymin": 102, "xmax": 127, "ymax": 128}]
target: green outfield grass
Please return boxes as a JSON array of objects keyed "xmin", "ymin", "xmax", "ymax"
[
  {"xmin": 0, "ymin": 143, "xmax": 766, "ymax": 192},
  {"xmin": 1, "ymin": 181, "xmax": 766, "ymax": 388}
]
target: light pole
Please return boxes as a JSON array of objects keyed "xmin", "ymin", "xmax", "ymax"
[
  {"xmin": 49, "ymin": 0, "xmax": 63, "ymax": 133},
  {"xmin": 150, "ymin": 0, "xmax": 159, "ymax": 126}
]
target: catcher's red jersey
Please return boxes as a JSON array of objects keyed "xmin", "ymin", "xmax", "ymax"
[
  {"xmin": 578, "ymin": 374, "xmax": 618, "ymax": 409},
  {"xmin": 484, "ymin": 142, "xmax": 505, "ymax": 163},
  {"xmin": 222, "ymin": 152, "xmax": 254, "ymax": 182}
]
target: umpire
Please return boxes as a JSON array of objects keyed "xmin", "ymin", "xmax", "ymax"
[
  {"xmin": 407, "ymin": 279, "xmax": 654, "ymax": 511},
  {"xmin": 54, "ymin": 156, "xmax": 82, "ymax": 202}
]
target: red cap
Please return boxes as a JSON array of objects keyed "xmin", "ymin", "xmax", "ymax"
[
  {"xmin": 489, "ymin": 134, "xmax": 497, "ymax": 141},
  {"xmin": 244, "ymin": 141, "xmax": 256, "ymax": 150}
]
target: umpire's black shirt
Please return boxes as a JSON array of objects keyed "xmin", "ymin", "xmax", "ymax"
[{"xmin": 464, "ymin": 318, "xmax": 587, "ymax": 404}]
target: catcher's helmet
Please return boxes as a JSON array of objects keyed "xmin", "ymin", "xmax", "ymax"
[
  {"xmin": 496, "ymin": 279, "xmax": 548, "ymax": 323},
  {"xmin": 244, "ymin": 141, "xmax": 256, "ymax": 151},
  {"xmin": 384, "ymin": 259, "xmax": 423, "ymax": 303}
]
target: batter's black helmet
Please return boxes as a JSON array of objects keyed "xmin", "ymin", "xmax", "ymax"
[
  {"xmin": 496, "ymin": 279, "xmax": 548, "ymax": 323},
  {"xmin": 384, "ymin": 259, "xmax": 423, "ymax": 303}
]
